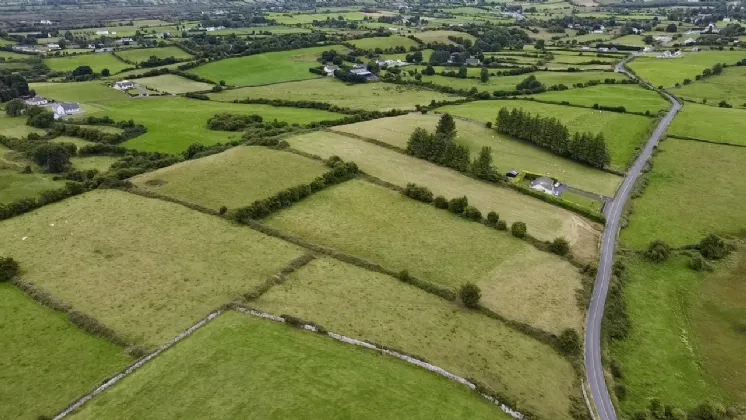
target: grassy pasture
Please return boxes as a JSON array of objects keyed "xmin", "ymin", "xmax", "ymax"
[
  {"xmin": 0, "ymin": 169, "xmax": 62, "ymax": 204},
  {"xmin": 132, "ymin": 146, "xmax": 327, "ymax": 209},
  {"xmin": 332, "ymin": 113, "xmax": 621, "ymax": 196},
  {"xmin": 0, "ymin": 50, "xmax": 32, "ymax": 60},
  {"xmin": 114, "ymin": 46, "xmax": 192, "ymax": 63},
  {"xmin": 113, "ymin": 62, "xmax": 187, "ymax": 79},
  {"xmin": 209, "ymin": 78, "xmax": 461, "ymax": 111},
  {"xmin": 627, "ymin": 50, "xmax": 746, "ymax": 87},
  {"xmin": 621, "ymin": 138, "xmax": 746, "ymax": 249},
  {"xmin": 526, "ymin": 84, "xmax": 670, "ymax": 114},
  {"xmin": 131, "ymin": 74, "xmax": 213, "ymax": 94},
  {"xmin": 609, "ymin": 34, "xmax": 647, "ymax": 47},
  {"xmin": 349, "ymin": 36, "xmax": 419, "ymax": 50},
  {"xmin": 669, "ymin": 103, "xmax": 746, "ymax": 146},
  {"xmin": 85, "ymin": 97, "xmax": 343, "ymax": 154},
  {"xmin": 438, "ymin": 100, "xmax": 655, "ymax": 168},
  {"xmin": 255, "ymin": 257, "xmax": 579, "ymax": 419},
  {"xmin": 267, "ymin": 12, "xmax": 370, "ymax": 25},
  {"xmin": 188, "ymin": 45, "xmax": 344, "ymax": 86},
  {"xmin": 671, "ymin": 65, "xmax": 746, "ymax": 107},
  {"xmin": 0, "ymin": 115, "xmax": 45, "ymax": 138},
  {"xmin": 286, "ymin": 131, "xmax": 601, "ymax": 262},
  {"xmin": 415, "ymin": 30, "xmax": 477, "ymax": 44},
  {"xmin": 0, "ymin": 190, "xmax": 304, "ymax": 346},
  {"xmin": 409, "ymin": 70, "xmax": 627, "ymax": 93},
  {"xmin": 72, "ymin": 311, "xmax": 507, "ymax": 420},
  {"xmin": 551, "ymin": 54, "xmax": 617, "ymax": 64},
  {"xmin": 70, "ymin": 155, "xmax": 120, "ymax": 172},
  {"xmin": 31, "ymin": 81, "xmax": 129, "ymax": 103},
  {"xmin": 0, "ymin": 284, "xmax": 132, "ymax": 420},
  {"xmin": 44, "ymin": 53, "xmax": 130, "ymax": 74}
]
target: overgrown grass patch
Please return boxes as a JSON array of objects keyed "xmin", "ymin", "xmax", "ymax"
[
  {"xmin": 415, "ymin": 30, "xmax": 477, "ymax": 44},
  {"xmin": 0, "ymin": 168, "xmax": 63, "ymax": 204},
  {"xmin": 0, "ymin": 190, "xmax": 305, "ymax": 346},
  {"xmin": 132, "ymin": 146, "xmax": 328, "ymax": 209},
  {"xmin": 0, "ymin": 114, "xmax": 45, "ymax": 138},
  {"xmin": 131, "ymin": 74, "xmax": 213, "ymax": 94}
]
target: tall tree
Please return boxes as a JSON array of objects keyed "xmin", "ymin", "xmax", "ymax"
[
  {"xmin": 435, "ymin": 113, "xmax": 457, "ymax": 140},
  {"xmin": 470, "ymin": 146, "xmax": 497, "ymax": 181},
  {"xmin": 480, "ymin": 67, "xmax": 489, "ymax": 83},
  {"xmin": 457, "ymin": 65, "xmax": 467, "ymax": 79}
]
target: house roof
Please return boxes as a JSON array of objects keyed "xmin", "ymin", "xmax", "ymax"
[
  {"xmin": 530, "ymin": 176, "xmax": 555, "ymax": 189},
  {"xmin": 57, "ymin": 102, "xmax": 80, "ymax": 111},
  {"xmin": 26, "ymin": 96, "xmax": 47, "ymax": 102}
]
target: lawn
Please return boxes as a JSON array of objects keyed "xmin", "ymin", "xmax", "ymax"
[
  {"xmin": 0, "ymin": 115, "xmax": 45, "ymax": 138},
  {"xmin": 409, "ymin": 70, "xmax": 628, "ymax": 93},
  {"xmin": 671, "ymin": 65, "xmax": 746, "ymax": 107},
  {"xmin": 627, "ymin": 50, "xmax": 746, "ymax": 88},
  {"xmin": 85, "ymin": 97, "xmax": 343, "ymax": 154},
  {"xmin": 349, "ymin": 36, "xmax": 419, "ymax": 50},
  {"xmin": 114, "ymin": 46, "xmax": 192, "ymax": 63},
  {"xmin": 131, "ymin": 146, "xmax": 328, "ymax": 209},
  {"xmin": 31, "ymin": 81, "xmax": 130, "ymax": 103},
  {"xmin": 71, "ymin": 311, "xmax": 508, "ymax": 419},
  {"xmin": 415, "ymin": 30, "xmax": 477, "ymax": 44},
  {"xmin": 526, "ymin": 84, "xmax": 670, "ymax": 114},
  {"xmin": 438, "ymin": 100, "xmax": 655, "ymax": 168},
  {"xmin": 44, "ymin": 53, "xmax": 131, "ymax": 75},
  {"xmin": 668, "ymin": 103, "xmax": 746, "ymax": 146},
  {"xmin": 0, "ymin": 284, "xmax": 132, "ymax": 420},
  {"xmin": 0, "ymin": 190, "xmax": 305, "ymax": 347},
  {"xmin": 188, "ymin": 45, "xmax": 345, "ymax": 86},
  {"xmin": 285, "ymin": 131, "xmax": 602, "ymax": 262},
  {"xmin": 332, "ymin": 113, "xmax": 621, "ymax": 196},
  {"xmin": 254, "ymin": 257, "xmax": 579, "ymax": 419},
  {"xmin": 209, "ymin": 78, "xmax": 462, "ymax": 111},
  {"xmin": 621, "ymin": 138, "xmax": 746, "ymax": 249},
  {"xmin": 131, "ymin": 74, "xmax": 213, "ymax": 94},
  {"xmin": 610, "ymin": 255, "xmax": 733, "ymax": 414}
]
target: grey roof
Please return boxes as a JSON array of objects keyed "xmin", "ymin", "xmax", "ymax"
[
  {"xmin": 58, "ymin": 102, "xmax": 80, "ymax": 111},
  {"xmin": 26, "ymin": 96, "xmax": 47, "ymax": 102},
  {"xmin": 530, "ymin": 176, "xmax": 555, "ymax": 189}
]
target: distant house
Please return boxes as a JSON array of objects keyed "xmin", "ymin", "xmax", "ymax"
[
  {"xmin": 598, "ymin": 47, "xmax": 609, "ymax": 52},
  {"xmin": 95, "ymin": 30, "xmax": 112, "ymax": 35},
  {"xmin": 350, "ymin": 67, "xmax": 375, "ymax": 80},
  {"xmin": 25, "ymin": 96, "xmax": 48, "ymax": 106},
  {"xmin": 113, "ymin": 80, "xmax": 135, "ymax": 90},
  {"xmin": 656, "ymin": 50, "xmax": 682, "ymax": 59},
  {"xmin": 51, "ymin": 102, "xmax": 82, "ymax": 119},
  {"xmin": 119, "ymin": 37, "xmax": 134, "ymax": 44},
  {"xmin": 376, "ymin": 59, "xmax": 409, "ymax": 68},
  {"xmin": 323, "ymin": 65, "xmax": 339, "ymax": 76},
  {"xmin": 47, "ymin": 43, "xmax": 61, "ymax": 50},
  {"xmin": 529, "ymin": 177, "xmax": 559, "ymax": 195},
  {"xmin": 684, "ymin": 38, "xmax": 696, "ymax": 45},
  {"xmin": 465, "ymin": 57, "xmax": 481, "ymax": 66}
]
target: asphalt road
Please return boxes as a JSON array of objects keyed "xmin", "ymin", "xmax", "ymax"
[{"xmin": 584, "ymin": 55, "xmax": 682, "ymax": 420}]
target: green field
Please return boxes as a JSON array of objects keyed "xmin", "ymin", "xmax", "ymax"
[
  {"xmin": 671, "ymin": 65, "xmax": 746, "ymax": 107},
  {"xmin": 255, "ymin": 257, "xmax": 578, "ymax": 419},
  {"xmin": 45, "ymin": 53, "xmax": 131, "ymax": 75},
  {"xmin": 267, "ymin": 11, "xmax": 372, "ymax": 25},
  {"xmin": 627, "ymin": 50, "xmax": 746, "ymax": 88},
  {"xmin": 209, "ymin": 78, "xmax": 462, "ymax": 111},
  {"xmin": 0, "ymin": 50, "xmax": 32, "ymax": 60},
  {"xmin": 669, "ymin": 103, "xmax": 746, "ymax": 146},
  {"xmin": 188, "ymin": 45, "xmax": 344, "ymax": 86},
  {"xmin": 0, "ymin": 190, "xmax": 304, "ymax": 346},
  {"xmin": 415, "ymin": 30, "xmax": 477, "ymax": 45},
  {"xmin": 114, "ymin": 46, "xmax": 192, "ymax": 63},
  {"xmin": 70, "ymin": 155, "xmax": 120, "ymax": 172},
  {"xmin": 0, "ymin": 169, "xmax": 62, "ymax": 204},
  {"xmin": 526, "ymin": 84, "xmax": 670, "ymax": 114},
  {"xmin": 551, "ymin": 54, "xmax": 617, "ymax": 64},
  {"xmin": 31, "ymin": 81, "xmax": 130, "ymax": 103},
  {"xmin": 285, "ymin": 131, "xmax": 602, "ymax": 262},
  {"xmin": 84, "ymin": 97, "xmax": 343, "ymax": 154},
  {"xmin": 113, "ymin": 62, "xmax": 187, "ymax": 79},
  {"xmin": 0, "ymin": 115, "xmax": 45, "ymax": 138},
  {"xmin": 349, "ymin": 36, "xmax": 419, "ymax": 50},
  {"xmin": 410, "ymin": 70, "xmax": 627, "ymax": 93},
  {"xmin": 132, "ymin": 146, "xmax": 327, "ymax": 209},
  {"xmin": 621, "ymin": 138, "xmax": 746, "ymax": 249},
  {"xmin": 131, "ymin": 74, "xmax": 213, "ymax": 94},
  {"xmin": 332, "ymin": 113, "xmax": 621, "ymax": 195},
  {"xmin": 72, "ymin": 311, "xmax": 508, "ymax": 419},
  {"xmin": 0, "ymin": 284, "xmax": 132, "ymax": 419},
  {"xmin": 438, "ymin": 100, "xmax": 655, "ymax": 168},
  {"xmin": 609, "ymin": 34, "xmax": 647, "ymax": 47}
]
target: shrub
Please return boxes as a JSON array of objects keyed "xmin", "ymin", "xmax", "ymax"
[
  {"xmin": 0, "ymin": 256, "xmax": 19, "ymax": 282},
  {"xmin": 219, "ymin": 206, "xmax": 227, "ymax": 215},
  {"xmin": 459, "ymin": 283, "xmax": 481, "ymax": 308},
  {"xmin": 486, "ymin": 211, "xmax": 499, "ymax": 227},
  {"xmin": 511, "ymin": 222, "xmax": 527, "ymax": 238},
  {"xmin": 403, "ymin": 183, "xmax": 434, "ymax": 203},
  {"xmin": 645, "ymin": 240, "xmax": 671, "ymax": 263},
  {"xmin": 397, "ymin": 269, "xmax": 411, "ymax": 283},
  {"xmin": 558, "ymin": 328, "xmax": 581, "ymax": 356},
  {"xmin": 433, "ymin": 195, "xmax": 448, "ymax": 209},
  {"xmin": 463, "ymin": 205, "xmax": 482, "ymax": 221},
  {"xmin": 448, "ymin": 196, "xmax": 468, "ymax": 214},
  {"xmin": 496, "ymin": 220, "xmax": 507, "ymax": 230},
  {"xmin": 550, "ymin": 237, "xmax": 570, "ymax": 256},
  {"xmin": 614, "ymin": 384, "xmax": 627, "ymax": 401},
  {"xmin": 699, "ymin": 234, "xmax": 729, "ymax": 260},
  {"xmin": 689, "ymin": 254, "xmax": 712, "ymax": 272}
]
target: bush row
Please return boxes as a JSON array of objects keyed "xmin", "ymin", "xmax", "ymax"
[{"xmin": 51, "ymin": 120, "xmax": 147, "ymax": 145}]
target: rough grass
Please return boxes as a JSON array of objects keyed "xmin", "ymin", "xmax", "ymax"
[
  {"xmin": 131, "ymin": 146, "xmax": 328, "ymax": 209},
  {"xmin": 44, "ymin": 53, "xmax": 130, "ymax": 74},
  {"xmin": 188, "ymin": 45, "xmax": 345, "ymax": 86},
  {"xmin": 627, "ymin": 50, "xmax": 746, "ymax": 88},
  {"xmin": 438, "ymin": 99, "xmax": 655, "ymax": 168},
  {"xmin": 72, "ymin": 311, "xmax": 508, "ymax": 420},
  {"xmin": 610, "ymin": 255, "xmax": 731, "ymax": 414},
  {"xmin": 671, "ymin": 65, "xmax": 746, "ymax": 107},
  {"xmin": 286, "ymin": 131, "xmax": 601, "ymax": 262},
  {"xmin": 407, "ymin": 70, "xmax": 627, "ymax": 93},
  {"xmin": 131, "ymin": 74, "xmax": 213, "ymax": 94},
  {"xmin": 621, "ymin": 138, "xmax": 746, "ymax": 249},
  {"xmin": 31, "ymin": 81, "xmax": 130, "ymax": 103},
  {"xmin": 255, "ymin": 257, "xmax": 578, "ymax": 419},
  {"xmin": 0, "ymin": 190, "xmax": 305, "ymax": 346},
  {"xmin": 209, "ymin": 77, "xmax": 462, "ymax": 111},
  {"xmin": 70, "ymin": 155, "xmax": 119, "ymax": 172},
  {"xmin": 526, "ymin": 84, "xmax": 670, "ymax": 115},
  {"xmin": 332, "ymin": 113, "xmax": 621, "ymax": 196},
  {"xmin": 349, "ymin": 35, "xmax": 419, "ymax": 50},
  {"xmin": 114, "ymin": 46, "xmax": 192, "ymax": 63},
  {"xmin": 668, "ymin": 103, "xmax": 746, "ymax": 146},
  {"xmin": 0, "ymin": 284, "xmax": 132, "ymax": 420},
  {"xmin": 0, "ymin": 114, "xmax": 45, "ymax": 138},
  {"xmin": 0, "ymin": 168, "xmax": 62, "ymax": 204}
]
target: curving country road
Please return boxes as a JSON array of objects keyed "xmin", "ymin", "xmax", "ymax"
[{"xmin": 584, "ymin": 54, "xmax": 682, "ymax": 420}]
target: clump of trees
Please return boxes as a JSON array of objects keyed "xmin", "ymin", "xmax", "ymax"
[
  {"xmin": 0, "ymin": 73, "xmax": 32, "ymax": 102},
  {"xmin": 515, "ymin": 75, "xmax": 545, "ymax": 93},
  {"xmin": 0, "ymin": 256, "xmax": 19, "ymax": 282},
  {"xmin": 51, "ymin": 119, "xmax": 147, "ymax": 144},
  {"xmin": 207, "ymin": 113, "xmax": 263, "ymax": 131},
  {"xmin": 459, "ymin": 283, "xmax": 481, "ymax": 308},
  {"xmin": 5, "ymin": 98, "xmax": 27, "ymax": 116},
  {"xmin": 403, "ymin": 183, "xmax": 434, "ymax": 203},
  {"xmin": 406, "ymin": 114, "xmax": 470, "ymax": 172},
  {"xmin": 550, "ymin": 237, "xmax": 570, "ymax": 256},
  {"xmin": 511, "ymin": 221, "xmax": 527, "ymax": 238},
  {"xmin": 32, "ymin": 143, "xmax": 71, "ymax": 173},
  {"xmin": 645, "ymin": 240, "xmax": 671, "ymax": 263},
  {"xmin": 495, "ymin": 107, "xmax": 611, "ymax": 168},
  {"xmin": 26, "ymin": 107, "xmax": 55, "ymax": 129},
  {"xmin": 699, "ymin": 234, "xmax": 730, "ymax": 260}
]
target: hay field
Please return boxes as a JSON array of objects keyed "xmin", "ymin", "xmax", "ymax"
[{"xmin": 349, "ymin": 36, "xmax": 419, "ymax": 50}]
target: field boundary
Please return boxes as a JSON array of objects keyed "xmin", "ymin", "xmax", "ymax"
[
  {"xmin": 234, "ymin": 306, "xmax": 528, "ymax": 420},
  {"xmin": 53, "ymin": 310, "xmax": 224, "ymax": 419},
  {"xmin": 667, "ymin": 134, "xmax": 746, "ymax": 148}
]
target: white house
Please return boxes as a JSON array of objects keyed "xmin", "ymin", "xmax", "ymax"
[
  {"xmin": 113, "ymin": 80, "xmax": 135, "ymax": 90},
  {"xmin": 684, "ymin": 38, "xmax": 696, "ymax": 45},
  {"xmin": 25, "ymin": 96, "xmax": 48, "ymax": 106},
  {"xmin": 51, "ymin": 102, "xmax": 82, "ymax": 119},
  {"xmin": 529, "ymin": 177, "xmax": 559, "ymax": 195},
  {"xmin": 95, "ymin": 30, "xmax": 111, "ymax": 35},
  {"xmin": 323, "ymin": 65, "xmax": 339, "ymax": 77},
  {"xmin": 40, "ymin": 19, "xmax": 53, "ymax": 25},
  {"xmin": 47, "ymin": 43, "xmax": 61, "ymax": 50}
]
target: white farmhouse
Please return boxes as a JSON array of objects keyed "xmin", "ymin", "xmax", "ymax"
[
  {"xmin": 25, "ymin": 96, "xmax": 49, "ymax": 106},
  {"xmin": 113, "ymin": 80, "xmax": 135, "ymax": 90},
  {"xmin": 51, "ymin": 102, "xmax": 82, "ymax": 119},
  {"xmin": 529, "ymin": 177, "xmax": 559, "ymax": 195}
]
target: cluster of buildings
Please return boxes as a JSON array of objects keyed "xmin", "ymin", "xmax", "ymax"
[
  {"xmin": 656, "ymin": 50, "xmax": 683, "ymax": 59},
  {"xmin": 23, "ymin": 96, "xmax": 82, "ymax": 119}
]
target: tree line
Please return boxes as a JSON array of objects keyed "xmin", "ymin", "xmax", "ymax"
[{"xmin": 495, "ymin": 107, "xmax": 611, "ymax": 168}]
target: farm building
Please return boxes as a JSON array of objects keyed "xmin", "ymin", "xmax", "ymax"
[
  {"xmin": 25, "ymin": 96, "xmax": 49, "ymax": 106},
  {"xmin": 113, "ymin": 80, "xmax": 135, "ymax": 90},
  {"xmin": 530, "ymin": 177, "xmax": 559, "ymax": 195},
  {"xmin": 323, "ymin": 65, "xmax": 339, "ymax": 76},
  {"xmin": 51, "ymin": 102, "xmax": 82, "ymax": 119}
]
